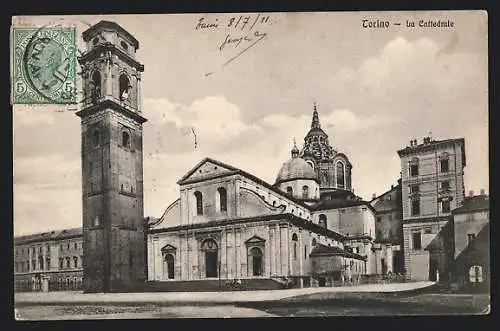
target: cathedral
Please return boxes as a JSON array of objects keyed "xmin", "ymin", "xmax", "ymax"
[{"xmin": 146, "ymin": 104, "xmax": 388, "ymax": 288}]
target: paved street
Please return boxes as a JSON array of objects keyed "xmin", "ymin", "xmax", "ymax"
[{"xmin": 15, "ymin": 281, "xmax": 434, "ymax": 306}]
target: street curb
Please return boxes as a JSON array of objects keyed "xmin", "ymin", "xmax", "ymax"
[{"xmin": 14, "ymin": 286, "xmax": 437, "ymax": 307}]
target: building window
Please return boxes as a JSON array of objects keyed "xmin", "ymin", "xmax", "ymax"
[
  {"xmin": 410, "ymin": 184, "xmax": 419, "ymax": 193},
  {"xmin": 119, "ymin": 74, "xmax": 131, "ymax": 102},
  {"xmin": 412, "ymin": 232, "xmax": 422, "ymax": 250},
  {"xmin": 122, "ymin": 131, "xmax": 130, "ymax": 148},
  {"xmin": 467, "ymin": 233, "xmax": 476, "ymax": 246},
  {"xmin": 66, "ymin": 257, "xmax": 71, "ymax": 269},
  {"xmin": 92, "ymin": 129, "xmax": 100, "ymax": 148},
  {"xmin": 31, "ymin": 260, "xmax": 36, "ymax": 270},
  {"xmin": 90, "ymin": 70, "xmax": 101, "ymax": 102},
  {"xmin": 292, "ymin": 233, "xmax": 298, "ymax": 260},
  {"xmin": 318, "ymin": 214, "xmax": 327, "ymax": 229},
  {"xmin": 67, "ymin": 243, "xmax": 70, "ymax": 250},
  {"xmin": 74, "ymin": 242, "xmax": 78, "ymax": 250},
  {"xmin": 39, "ymin": 246, "xmax": 42, "ymax": 253},
  {"xmin": 410, "ymin": 164, "xmax": 419, "ymax": 177},
  {"xmin": 469, "ymin": 265, "xmax": 483, "ymax": 283},
  {"xmin": 73, "ymin": 256, "xmax": 78, "ymax": 268},
  {"xmin": 442, "ymin": 200, "xmax": 451, "ymax": 213},
  {"xmin": 304, "ymin": 245, "xmax": 307, "ymax": 259},
  {"xmin": 441, "ymin": 181, "xmax": 450, "ymax": 190},
  {"xmin": 286, "ymin": 186, "xmax": 293, "ymax": 196},
  {"xmin": 440, "ymin": 159, "xmax": 449, "ymax": 173},
  {"xmin": 411, "ymin": 198, "xmax": 420, "ymax": 216},
  {"xmin": 336, "ymin": 161, "xmax": 345, "ymax": 189},
  {"xmin": 59, "ymin": 258, "xmax": 64, "ymax": 270},
  {"xmin": 194, "ymin": 191, "xmax": 203, "ymax": 215},
  {"xmin": 302, "ymin": 185, "xmax": 309, "ymax": 199},
  {"xmin": 217, "ymin": 187, "xmax": 227, "ymax": 212},
  {"xmin": 46, "ymin": 258, "xmax": 50, "ymax": 270}
]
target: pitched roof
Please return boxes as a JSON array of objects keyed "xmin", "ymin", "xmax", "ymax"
[
  {"xmin": 149, "ymin": 213, "xmax": 346, "ymax": 242},
  {"xmin": 452, "ymin": 195, "xmax": 490, "ymax": 214},
  {"xmin": 177, "ymin": 157, "xmax": 311, "ymax": 208},
  {"xmin": 309, "ymin": 243, "xmax": 367, "ymax": 260},
  {"xmin": 310, "ymin": 198, "xmax": 377, "ymax": 214},
  {"xmin": 14, "ymin": 228, "xmax": 82, "ymax": 245}
]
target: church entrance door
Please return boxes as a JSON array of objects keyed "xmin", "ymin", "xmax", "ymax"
[
  {"xmin": 202, "ymin": 239, "xmax": 219, "ymax": 278},
  {"xmin": 205, "ymin": 251, "xmax": 218, "ymax": 278},
  {"xmin": 250, "ymin": 247, "xmax": 263, "ymax": 276}
]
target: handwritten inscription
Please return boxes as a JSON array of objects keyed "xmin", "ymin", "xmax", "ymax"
[{"xmin": 195, "ymin": 14, "xmax": 272, "ymax": 72}]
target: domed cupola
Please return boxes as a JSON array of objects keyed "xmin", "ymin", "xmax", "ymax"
[{"xmin": 275, "ymin": 140, "xmax": 320, "ymax": 202}]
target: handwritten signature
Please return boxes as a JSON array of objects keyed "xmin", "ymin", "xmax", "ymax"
[
  {"xmin": 219, "ymin": 31, "xmax": 267, "ymax": 51},
  {"xmin": 195, "ymin": 14, "xmax": 272, "ymax": 72}
]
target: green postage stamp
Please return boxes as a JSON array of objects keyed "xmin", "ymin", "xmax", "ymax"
[{"xmin": 11, "ymin": 26, "xmax": 77, "ymax": 104}]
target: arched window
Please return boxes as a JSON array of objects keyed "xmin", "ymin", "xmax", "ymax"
[
  {"xmin": 194, "ymin": 191, "xmax": 203, "ymax": 215},
  {"xmin": 318, "ymin": 214, "xmax": 327, "ymax": 229},
  {"xmin": 336, "ymin": 161, "xmax": 345, "ymax": 189},
  {"xmin": 122, "ymin": 131, "xmax": 130, "ymax": 148},
  {"xmin": 92, "ymin": 129, "xmax": 100, "ymax": 148},
  {"xmin": 306, "ymin": 160, "xmax": 314, "ymax": 170},
  {"xmin": 312, "ymin": 238, "xmax": 317, "ymax": 246},
  {"xmin": 73, "ymin": 256, "xmax": 78, "ymax": 268},
  {"xmin": 304, "ymin": 244, "xmax": 308, "ymax": 260},
  {"xmin": 292, "ymin": 233, "xmax": 298, "ymax": 260},
  {"xmin": 119, "ymin": 74, "xmax": 131, "ymax": 101},
  {"xmin": 302, "ymin": 185, "xmax": 309, "ymax": 199},
  {"xmin": 165, "ymin": 254, "xmax": 175, "ymax": 279},
  {"xmin": 286, "ymin": 186, "xmax": 293, "ymax": 196},
  {"xmin": 217, "ymin": 187, "xmax": 227, "ymax": 212},
  {"xmin": 91, "ymin": 71, "xmax": 101, "ymax": 102}
]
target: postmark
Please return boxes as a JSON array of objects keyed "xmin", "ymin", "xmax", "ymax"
[{"xmin": 11, "ymin": 26, "xmax": 77, "ymax": 104}]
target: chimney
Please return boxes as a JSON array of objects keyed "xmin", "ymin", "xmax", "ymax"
[
  {"xmin": 372, "ymin": 193, "xmax": 376, "ymax": 200},
  {"xmin": 391, "ymin": 184, "xmax": 394, "ymax": 189},
  {"xmin": 480, "ymin": 189, "xmax": 485, "ymax": 196},
  {"xmin": 410, "ymin": 140, "xmax": 414, "ymax": 147},
  {"xmin": 469, "ymin": 190, "xmax": 474, "ymax": 197}
]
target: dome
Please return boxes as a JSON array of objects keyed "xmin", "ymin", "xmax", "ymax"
[{"xmin": 275, "ymin": 157, "xmax": 317, "ymax": 184}]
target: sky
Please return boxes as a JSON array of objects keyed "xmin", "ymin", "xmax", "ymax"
[{"xmin": 12, "ymin": 11, "xmax": 488, "ymax": 236}]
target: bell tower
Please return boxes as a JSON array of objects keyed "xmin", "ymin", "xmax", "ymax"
[{"xmin": 76, "ymin": 21, "xmax": 147, "ymax": 293}]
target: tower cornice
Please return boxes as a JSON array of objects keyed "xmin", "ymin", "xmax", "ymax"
[
  {"xmin": 78, "ymin": 43, "xmax": 145, "ymax": 72},
  {"xmin": 76, "ymin": 99, "xmax": 147, "ymax": 124}
]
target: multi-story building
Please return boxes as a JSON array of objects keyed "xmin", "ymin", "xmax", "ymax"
[
  {"xmin": 397, "ymin": 136, "xmax": 466, "ymax": 281},
  {"xmin": 370, "ymin": 179, "xmax": 404, "ymax": 274},
  {"xmin": 14, "ymin": 228, "xmax": 83, "ymax": 292}
]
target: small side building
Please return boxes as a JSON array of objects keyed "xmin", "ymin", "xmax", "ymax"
[{"xmin": 451, "ymin": 192, "xmax": 490, "ymax": 291}]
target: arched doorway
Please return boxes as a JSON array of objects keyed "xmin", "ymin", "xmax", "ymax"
[
  {"xmin": 201, "ymin": 239, "xmax": 218, "ymax": 278},
  {"xmin": 165, "ymin": 254, "xmax": 175, "ymax": 279},
  {"xmin": 249, "ymin": 247, "xmax": 263, "ymax": 276}
]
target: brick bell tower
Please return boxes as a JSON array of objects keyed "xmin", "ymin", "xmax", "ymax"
[{"xmin": 76, "ymin": 21, "xmax": 147, "ymax": 293}]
